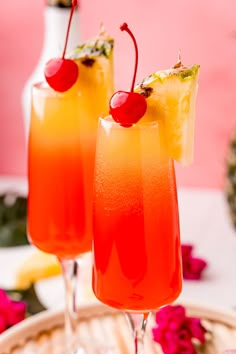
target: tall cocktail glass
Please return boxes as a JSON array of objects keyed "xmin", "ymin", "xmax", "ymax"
[
  {"xmin": 27, "ymin": 51, "xmax": 113, "ymax": 352},
  {"xmin": 92, "ymin": 116, "xmax": 182, "ymax": 353}
]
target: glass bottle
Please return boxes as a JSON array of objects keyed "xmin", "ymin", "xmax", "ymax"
[{"xmin": 21, "ymin": 0, "xmax": 80, "ymax": 141}]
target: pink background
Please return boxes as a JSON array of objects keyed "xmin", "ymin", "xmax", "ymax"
[{"xmin": 1, "ymin": 0, "xmax": 236, "ymax": 189}]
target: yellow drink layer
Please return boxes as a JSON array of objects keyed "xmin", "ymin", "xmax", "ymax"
[
  {"xmin": 135, "ymin": 64, "xmax": 200, "ymax": 165},
  {"xmin": 95, "ymin": 117, "xmax": 172, "ymax": 200},
  {"xmin": 31, "ymin": 85, "xmax": 82, "ymax": 141}
]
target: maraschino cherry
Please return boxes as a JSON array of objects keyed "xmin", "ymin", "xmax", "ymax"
[
  {"xmin": 44, "ymin": 0, "xmax": 79, "ymax": 92},
  {"xmin": 109, "ymin": 23, "xmax": 147, "ymax": 126}
]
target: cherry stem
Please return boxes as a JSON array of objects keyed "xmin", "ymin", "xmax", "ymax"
[
  {"xmin": 120, "ymin": 23, "xmax": 138, "ymax": 92},
  {"xmin": 62, "ymin": 0, "xmax": 77, "ymax": 59}
]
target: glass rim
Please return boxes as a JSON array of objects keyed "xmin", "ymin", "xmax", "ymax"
[
  {"xmin": 32, "ymin": 81, "xmax": 64, "ymax": 98},
  {"xmin": 98, "ymin": 115, "xmax": 160, "ymax": 130},
  {"xmin": 33, "ymin": 81, "xmax": 48, "ymax": 89}
]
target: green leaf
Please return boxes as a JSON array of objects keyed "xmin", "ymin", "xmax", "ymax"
[{"xmin": 0, "ymin": 195, "xmax": 29, "ymax": 247}]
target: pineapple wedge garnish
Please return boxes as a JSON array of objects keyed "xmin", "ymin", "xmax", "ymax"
[
  {"xmin": 15, "ymin": 251, "xmax": 61, "ymax": 290},
  {"xmin": 135, "ymin": 61, "xmax": 200, "ymax": 165},
  {"xmin": 67, "ymin": 26, "xmax": 114, "ymax": 117}
]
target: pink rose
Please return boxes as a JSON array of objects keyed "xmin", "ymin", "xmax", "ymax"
[
  {"xmin": 0, "ymin": 289, "xmax": 26, "ymax": 333},
  {"xmin": 152, "ymin": 305, "xmax": 207, "ymax": 354},
  {"xmin": 181, "ymin": 244, "xmax": 207, "ymax": 280}
]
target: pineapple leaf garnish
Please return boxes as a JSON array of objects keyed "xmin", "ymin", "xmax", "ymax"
[{"xmin": 69, "ymin": 38, "xmax": 114, "ymax": 61}]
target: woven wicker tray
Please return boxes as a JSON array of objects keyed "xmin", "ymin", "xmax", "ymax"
[{"xmin": 0, "ymin": 302, "xmax": 236, "ymax": 354}]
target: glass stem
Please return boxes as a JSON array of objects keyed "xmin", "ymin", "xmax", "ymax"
[
  {"xmin": 125, "ymin": 312, "xmax": 151, "ymax": 354},
  {"xmin": 59, "ymin": 258, "xmax": 81, "ymax": 340}
]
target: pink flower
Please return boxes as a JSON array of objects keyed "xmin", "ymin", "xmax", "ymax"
[
  {"xmin": 181, "ymin": 244, "xmax": 193, "ymax": 259},
  {"xmin": 0, "ymin": 315, "xmax": 6, "ymax": 334},
  {"xmin": 181, "ymin": 244, "xmax": 207, "ymax": 280},
  {"xmin": 6, "ymin": 301, "xmax": 27, "ymax": 326},
  {"xmin": 185, "ymin": 317, "xmax": 206, "ymax": 343},
  {"xmin": 0, "ymin": 289, "xmax": 26, "ymax": 333},
  {"xmin": 152, "ymin": 305, "xmax": 207, "ymax": 354}
]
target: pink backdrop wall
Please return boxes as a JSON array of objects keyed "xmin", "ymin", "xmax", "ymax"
[{"xmin": 1, "ymin": 0, "xmax": 236, "ymax": 189}]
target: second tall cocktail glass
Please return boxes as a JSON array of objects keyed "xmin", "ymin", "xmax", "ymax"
[
  {"xmin": 92, "ymin": 116, "xmax": 182, "ymax": 353},
  {"xmin": 27, "ymin": 42, "xmax": 114, "ymax": 352}
]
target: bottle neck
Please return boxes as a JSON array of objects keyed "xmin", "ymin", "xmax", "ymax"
[
  {"xmin": 42, "ymin": 6, "xmax": 80, "ymax": 61},
  {"xmin": 46, "ymin": 0, "xmax": 73, "ymax": 8}
]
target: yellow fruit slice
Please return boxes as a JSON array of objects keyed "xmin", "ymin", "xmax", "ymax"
[
  {"xmin": 67, "ymin": 26, "xmax": 114, "ymax": 117},
  {"xmin": 135, "ymin": 63, "xmax": 200, "ymax": 165},
  {"xmin": 15, "ymin": 251, "xmax": 61, "ymax": 290}
]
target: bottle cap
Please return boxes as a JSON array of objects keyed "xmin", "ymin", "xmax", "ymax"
[{"xmin": 46, "ymin": 0, "xmax": 75, "ymax": 7}]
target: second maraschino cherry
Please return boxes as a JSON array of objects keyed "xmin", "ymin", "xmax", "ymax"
[
  {"xmin": 110, "ymin": 23, "xmax": 147, "ymax": 126},
  {"xmin": 44, "ymin": 0, "xmax": 79, "ymax": 92}
]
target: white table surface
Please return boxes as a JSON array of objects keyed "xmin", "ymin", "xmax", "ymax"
[{"xmin": 0, "ymin": 177, "xmax": 236, "ymax": 312}]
